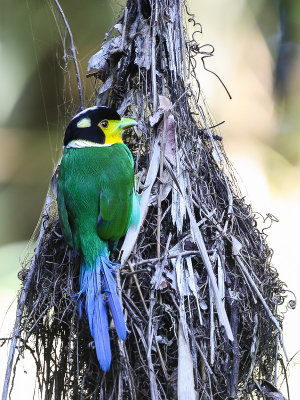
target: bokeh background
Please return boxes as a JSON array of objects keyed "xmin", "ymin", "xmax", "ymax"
[{"xmin": 1, "ymin": 0, "xmax": 299, "ymax": 398}]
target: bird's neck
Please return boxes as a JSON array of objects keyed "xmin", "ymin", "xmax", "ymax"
[{"xmin": 65, "ymin": 140, "xmax": 114, "ymax": 149}]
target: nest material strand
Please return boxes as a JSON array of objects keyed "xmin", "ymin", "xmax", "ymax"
[{"xmin": 2, "ymin": 1, "xmax": 292, "ymax": 399}]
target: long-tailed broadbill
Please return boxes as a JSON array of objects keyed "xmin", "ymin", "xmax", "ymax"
[{"xmin": 57, "ymin": 106, "xmax": 139, "ymax": 371}]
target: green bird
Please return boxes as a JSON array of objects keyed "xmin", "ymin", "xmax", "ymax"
[{"xmin": 57, "ymin": 106, "xmax": 139, "ymax": 371}]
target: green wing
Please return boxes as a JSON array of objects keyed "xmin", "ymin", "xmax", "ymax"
[
  {"xmin": 57, "ymin": 189, "xmax": 73, "ymax": 247},
  {"xmin": 96, "ymin": 143, "xmax": 134, "ymax": 242}
]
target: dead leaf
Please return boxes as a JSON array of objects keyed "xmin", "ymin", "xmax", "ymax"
[
  {"xmin": 87, "ymin": 36, "xmax": 122, "ymax": 73},
  {"xmin": 164, "ymin": 114, "xmax": 175, "ymax": 165},
  {"xmin": 149, "ymin": 111, "xmax": 163, "ymax": 127},
  {"xmin": 158, "ymin": 95, "xmax": 172, "ymax": 111},
  {"xmin": 149, "ymin": 95, "xmax": 172, "ymax": 127},
  {"xmin": 231, "ymin": 235, "xmax": 243, "ymax": 255}
]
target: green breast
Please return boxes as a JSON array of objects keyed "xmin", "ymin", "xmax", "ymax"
[{"xmin": 57, "ymin": 143, "xmax": 134, "ymax": 253}]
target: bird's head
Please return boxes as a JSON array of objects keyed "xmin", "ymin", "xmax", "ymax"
[{"xmin": 63, "ymin": 106, "xmax": 137, "ymax": 147}]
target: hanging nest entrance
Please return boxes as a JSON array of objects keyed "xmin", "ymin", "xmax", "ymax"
[{"xmin": 2, "ymin": 1, "xmax": 293, "ymax": 399}]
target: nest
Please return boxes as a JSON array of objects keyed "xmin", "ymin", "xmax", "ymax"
[{"xmin": 2, "ymin": 1, "xmax": 294, "ymax": 399}]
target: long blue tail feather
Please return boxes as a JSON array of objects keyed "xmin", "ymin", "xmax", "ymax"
[
  {"xmin": 79, "ymin": 254, "xmax": 126, "ymax": 371},
  {"xmin": 101, "ymin": 257, "xmax": 127, "ymax": 340}
]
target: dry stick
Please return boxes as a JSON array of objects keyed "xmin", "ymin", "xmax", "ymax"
[
  {"xmin": 194, "ymin": 341, "xmax": 213, "ymax": 376},
  {"xmin": 243, "ymin": 314, "xmax": 258, "ymax": 387},
  {"xmin": 154, "ymin": 233, "xmax": 172, "ymax": 291},
  {"xmin": 53, "ymin": 0, "xmax": 83, "ymax": 111},
  {"xmin": 154, "ymin": 335, "xmax": 169, "ymax": 381},
  {"xmin": 179, "ymin": 0, "xmax": 187, "ymax": 80},
  {"xmin": 151, "ymin": 0, "xmax": 158, "ymax": 112},
  {"xmin": 209, "ymin": 282, "xmax": 215, "ymax": 366},
  {"xmin": 274, "ymin": 312, "xmax": 279, "ymax": 386},
  {"xmin": 1, "ymin": 195, "xmax": 52, "ymax": 400},
  {"xmin": 117, "ymin": 373, "xmax": 123, "ymax": 400},
  {"xmin": 222, "ymin": 174, "xmax": 233, "ymax": 235},
  {"xmin": 120, "ymin": 7, "xmax": 128, "ymax": 51},
  {"xmin": 229, "ymin": 294, "xmax": 241, "ymax": 398},
  {"xmin": 128, "ymin": 261, "xmax": 148, "ymax": 315},
  {"xmin": 147, "ymin": 290, "xmax": 159, "ymax": 400},
  {"xmin": 178, "ymin": 322, "xmax": 196, "ymax": 400},
  {"xmin": 157, "ymin": 113, "xmax": 167, "ymax": 259},
  {"xmin": 149, "ymin": 232, "xmax": 170, "ymax": 381}
]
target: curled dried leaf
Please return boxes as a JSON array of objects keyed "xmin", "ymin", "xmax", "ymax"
[{"xmin": 231, "ymin": 235, "xmax": 243, "ymax": 256}]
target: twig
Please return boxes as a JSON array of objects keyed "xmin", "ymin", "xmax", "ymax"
[
  {"xmin": 157, "ymin": 113, "xmax": 167, "ymax": 258},
  {"xmin": 229, "ymin": 295, "xmax": 241, "ymax": 398},
  {"xmin": 154, "ymin": 233, "xmax": 172, "ymax": 291},
  {"xmin": 223, "ymin": 174, "xmax": 233, "ymax": 235},
  {"xmin": 128, "ymin": 261, "xmax": 149, "ymax": 315},
  {"xmin": 179, "ymin": 0, "xmax": 187, "ymax": 80},
  {"xmin": 194, "ymin": 341, "xmax": 213, "ymax": 376},
  {"xmin": 53, "ymin": 0, "xmax": 83, "ymax": 111},
  {"xmin": 151, "ymin": 0, "xmax": 158, "ymax": 112},
  {"xmin": 120, "ymin": 7, "xmax": 128, "ymax": 50},
  {"xmin": 154, "ymin": 336, "xmax": 169, "ymax": 381},
  {"xmin": 274, "ymin": 325, "xmax": 279, "ymax": 386},
  {"xmin": 209, "ymin": 281, "xmax": 215, "ymax": 366},
  {"xmin": 147, "ymin": 290, "xmax": 159, "ymax": 400}
]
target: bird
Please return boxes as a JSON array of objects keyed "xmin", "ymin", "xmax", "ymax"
[{"xmin": 57, "ymin": 106, "xmax": 139, "ymax": 371}]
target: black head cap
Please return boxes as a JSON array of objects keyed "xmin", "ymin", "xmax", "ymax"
[{"xmin": 63, "ymin": 106, "xmax": 121, "ymax": 146}]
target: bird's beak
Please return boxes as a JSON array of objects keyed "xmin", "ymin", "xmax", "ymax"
[{"xmin": 118, "ymin": 118, "xmax": 138, "ymax": 130}]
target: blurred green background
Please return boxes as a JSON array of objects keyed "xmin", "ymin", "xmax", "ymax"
[
  {"xmin": 0, "ymin": 0, "xmax": 124, "ymax": 247},
  {"xmin": 1, "ymin": 0, "xmax": 300, "ymax": 398}
]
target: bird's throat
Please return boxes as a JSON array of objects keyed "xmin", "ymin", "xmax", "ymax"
[
  {"xmin": 104, "ymin": 133, "xmax": 123, "ymax": 145},
  {"xmin": 65, "ymin": 140, "xmax": 113, "ymax": 149}
]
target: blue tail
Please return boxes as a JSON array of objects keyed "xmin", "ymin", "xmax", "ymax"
[{"xmin": 79, "ymin": 255, "xmax": 127, "ymax": 371}]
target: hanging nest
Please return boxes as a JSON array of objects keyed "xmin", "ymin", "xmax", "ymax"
[{"xmin": 2, "ymin": 1, "xmax": 294, "ymax": 399}]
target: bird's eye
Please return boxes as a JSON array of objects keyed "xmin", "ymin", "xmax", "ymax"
[{"xmin": 100, "ymin": 120, "xmax": 109, "ymax": 129}]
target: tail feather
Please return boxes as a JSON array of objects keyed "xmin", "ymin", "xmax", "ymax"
[
  {"xmin": 102, "ymin": 257, "xmax": 127, "ymax": 340},
  {"xmin": 88, "ymin": 286, "xmax": 111, "ymax": 371},
  {"xmin": 79, "ymin": 254, "xmax": 126, "ymax": 372}
]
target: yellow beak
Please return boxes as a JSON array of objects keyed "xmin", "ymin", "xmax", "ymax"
[{"xmin": 118, "ymin": 118, "xmax": 137, "ymax": 130}]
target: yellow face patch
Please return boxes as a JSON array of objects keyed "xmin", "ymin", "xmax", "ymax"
[
  {"xmin": 98, "ymin": 117, "xmax": 137, "ymax": 144},
  {"xmin": 98, "ymin": 120, "xmax": 123, "ymax": 144}
]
